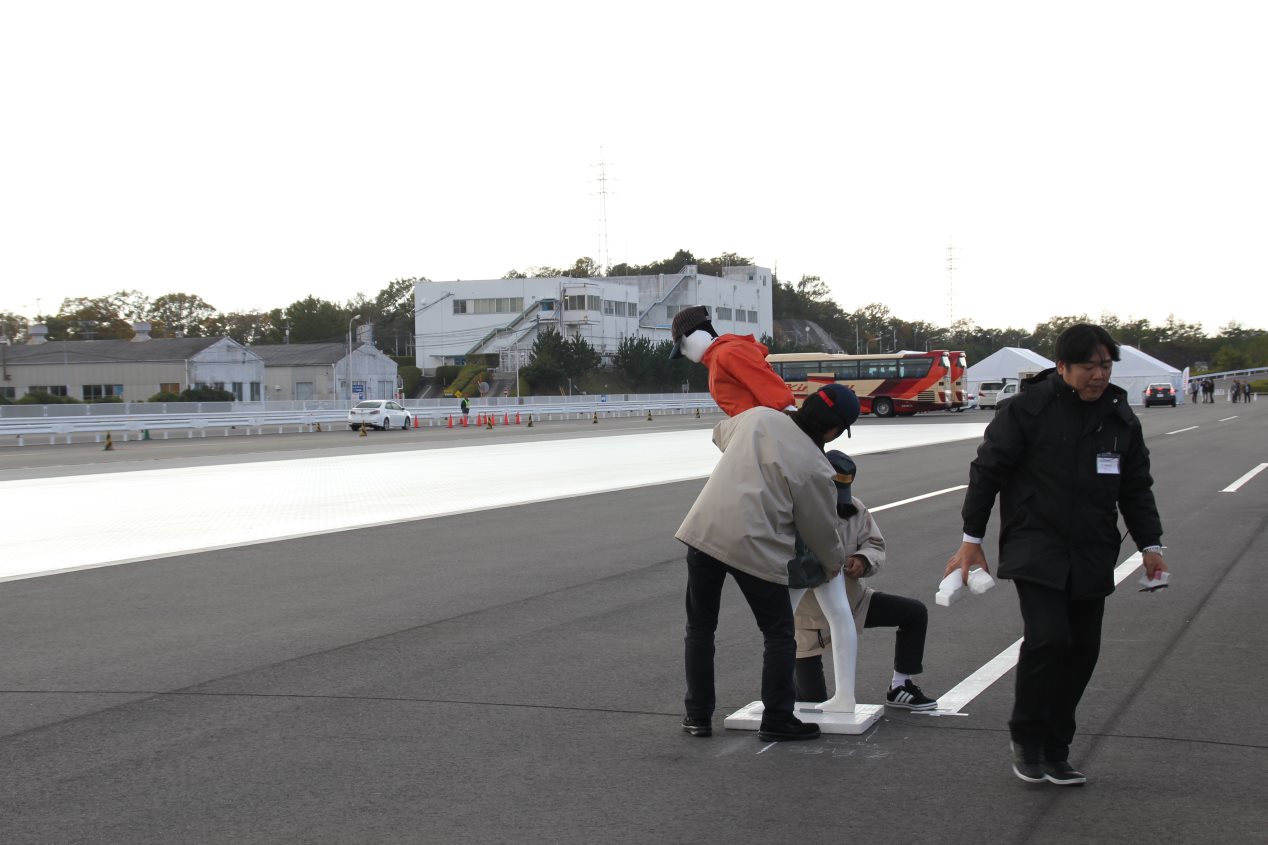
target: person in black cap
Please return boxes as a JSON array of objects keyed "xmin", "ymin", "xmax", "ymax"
[
  {"xmin": 791, "ymin": 450, "xmax": 937, "ymax": 711},
  {"xmin": 675, "ymin": 383, "xmax": 861, "ymax": 741},
  {"xmin": 669, "ymin": 305, "xmax": 795, "ymax": 416}
]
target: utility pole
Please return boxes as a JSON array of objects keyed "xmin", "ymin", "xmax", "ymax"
[{"xmin": 946, "ymin": 241, "xmax": 956, "ymax": 329}]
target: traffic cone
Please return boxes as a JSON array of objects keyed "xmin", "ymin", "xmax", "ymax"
[
  {"xmin": 315, "ymin": 422, "xmax": 322, "ymax": 432},
  {"xmin": 413, "ymin": 415, "xmax": 419, "ymax": 429},
  {"xmin": 515, "ymin": 412, "xmax": 521, "ymax": 425},
  {"xmin": 527, "ymin": 415, "xmax": 534, "ymax": 427},
  {"xmin": 695, "ymin": 407, "xmax": 701, "ymax": 418},
  {"xmin": 503, "ymin": 412, "xmax": 510, "ymax": 425},
  {"xmin": 448, "ymin": 415, "xmax": 453, "ymax": 428},
  {"xmin": 477, "ymin": 412, "xmax": 484, "ymax": 426},
  {"xmin": 647, "ymin": 409, "xmax": 652, "ymax": 421},
  {"xmin": 485, "ymin": 415, "xmax": 494, "ymax": 429},
  {"xmin": 461, "ymin": 415, "xmax": 468, "ymax": 427},
  {"xmin": 103, "ymin": 432, "xmax": 114, "ymax": 451},
  {"xmin": 359, "ymin": 423, "xmax": 368, "ymax": 437},
  {"xmin": 592, "ymin": 411, "xmax": 599, "ymax": 424}
]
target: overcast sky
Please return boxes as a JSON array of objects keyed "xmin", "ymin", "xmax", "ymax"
[{"xmin": 2, "ymin": 1, "xmax": 1265, "ymax": 334}]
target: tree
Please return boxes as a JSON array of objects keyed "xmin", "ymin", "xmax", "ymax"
[
  {"xmin": 564, "ymin": 257, "xmax": 600, "ymax": 278},
  {"xmin": 613, "ymin": 335, "xmax": 659, "ymax": 389},
  {"xmin": 271, "ymin": 296, "xmax": 350, "ymax": 344},
  {"xmin": 53, "ymin": 295, "xmax": 135, "ymax": 340},
  {"xmin": 0, "ymin": 312, "xmax": 29, "ymax": 343},
  {"xmin": 206, "ymin": 311, "xmax": 277, "ymax": 345},
  {"xmin": 148, "ymin": 293, "xmax": 217, "ymax": 337},
  {"xmin": 520, "ymin": 327, "xmax": 569, "ymax": 393}
]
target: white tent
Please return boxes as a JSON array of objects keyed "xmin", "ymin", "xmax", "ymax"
[
  {"xmin": 1112, "ymin": 345, "xmax": 1183, "ymax": 405},
  {"xmin": 965, "ymin": 347, "xmax": 1054, "ymax": 397}
]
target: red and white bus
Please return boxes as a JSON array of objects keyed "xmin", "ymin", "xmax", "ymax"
[
  {"xmin": 767, "ymin": 350, "xmax": 955, "ymax": 417},
  {"xmin": 949, "ymin": 350, "xmax": 969, "ymax": 410}
]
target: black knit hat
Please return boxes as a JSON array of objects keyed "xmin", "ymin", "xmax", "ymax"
[
  {"xmin": 799, "ymin": 384, "xmax": 861, "ymax": 439},
  {"xmin": 669, "ymin": 305, "xmax": 716, "ymax": 359}
]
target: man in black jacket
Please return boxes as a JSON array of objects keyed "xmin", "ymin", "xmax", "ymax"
[{"xmin": 945, "ymin": 324, "xmax": 1168, "ymax": 786}]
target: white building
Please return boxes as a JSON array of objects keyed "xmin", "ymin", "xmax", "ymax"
[
  {"xmin": 2, "ymin": 324, "xmax": 264, "ymax": 402},
  {"xmin": 251, "ymin": 341, "xmax": 400, "ymax": 401},
  {"xmin": 412, "ymin": 264, "xmax": 774, "ymax": 374}
]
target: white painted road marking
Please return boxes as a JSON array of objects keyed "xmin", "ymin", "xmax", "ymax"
[
  {"xmin": 871, "ymin": 485, "xmax": 967, "ymax": 513},
  {"xmin": 930, "ymin": 552, "xmax": 1149, "ymax": 715},
  {"xmin": 1166, "ymin": 426, "xmax": 1200, "ymax": 435},
  {"xmin": 1223, "ymin": 462, "xmax": 1268, "ymax": 493}
]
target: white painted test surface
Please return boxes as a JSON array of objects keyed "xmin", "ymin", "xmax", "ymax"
[{"xmin": 0, "ymin": 423, "xmax": 987, "ymax": 581}]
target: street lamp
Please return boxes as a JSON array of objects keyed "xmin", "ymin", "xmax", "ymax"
[{"xmin": 347, "ymin": 314, "xmax": 361, "ymax": 401}]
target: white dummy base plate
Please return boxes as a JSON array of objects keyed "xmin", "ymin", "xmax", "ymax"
[{"xmin": 723, "ymin": 701, "xmax": 884, "ymax": 735}]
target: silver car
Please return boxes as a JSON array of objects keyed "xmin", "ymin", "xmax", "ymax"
[{"xmin": 348, "ymin": 400, "xmax": 412, "ymax": 431}]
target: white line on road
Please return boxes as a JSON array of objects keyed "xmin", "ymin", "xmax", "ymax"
[
  {"xmin": 1166, "ymin": 426, "xmax": 1200, "ymax": 435},
  {"xmin": 870, "ymin": 485, "xmax": 967, "ymax": 513},
  {"xmin": 1218, "ymin": 416, "xmax": 1238, "ymax": 422},
  {"xmin": 928, "ymin": 552, "xmax": 1147, "ymax": 715},
  {"xmin": 1223, "ymin": 462, "xmax": 1268, "ymax": 493}
]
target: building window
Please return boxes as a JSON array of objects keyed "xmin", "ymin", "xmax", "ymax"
[
  {"xmin": 587, "ymin": 295, "xmax": 601, "ymax": 310},
  {"xmin": 716, "ymin": 307, "xmax": 733, "ymax": 321},
  {"xmin": 250, "ymin": 382, "xmax": 261, "ymax": 401},
  {"xmin": 28, "ymin": 385, "xmax": 68, "ymax": 397},
  {"xmin": 0, "ymin": 386, "xmax": 15, "ymax": 400},
  {"xmin": 82, "ymin": 384, "xmax": 124, "ymax": 400},
  {"xmin": 747, "ymin": 310, "xmax": 759, "ymax": 323},
  {"xmin": 453, "ymin": 299, "xmax": 468, "ymax": 314},
  {"xmin": 603, "ymin": 300, "xmax": 615, "ymax": 315},
  {"xmin": 627, "ymin": 302, "xmax": 639, "ymax": 317},
  {"xmin": 159, "ymin": 382, "xmax": 180, "ymax": 394}
]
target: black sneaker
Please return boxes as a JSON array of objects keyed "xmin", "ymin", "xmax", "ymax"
[
  {"xmin": 885, "ymin": 680, "xmax": 938, "ymax": 711},
  {"xmin": 1043, "ymin": 760, "xmax": 1087, "ymax": 786},
  {"xmin": 1011, "ymin": 741, "xmax": 1045, "ymax": 783},
  {"xmin": 681, "ymin": 717, "xmax": 712, "ymax": 737},
  {"xmin": 757, "ymin": 715, "xmax": 820, "ymax": 741}
]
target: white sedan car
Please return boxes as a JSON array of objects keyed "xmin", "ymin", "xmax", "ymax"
[{"xmin": 348, "ymin": 400, "xmax": 412, "ymax": 431}]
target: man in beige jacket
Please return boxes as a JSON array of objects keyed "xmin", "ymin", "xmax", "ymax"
[{"xmin": 676, "ymin": 384, "xmax": 860, "ymax": 741}]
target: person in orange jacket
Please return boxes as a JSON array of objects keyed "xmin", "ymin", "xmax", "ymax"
[{"xmin": 669, "ymin": 305, "xmax": 795, "ymax": 417}]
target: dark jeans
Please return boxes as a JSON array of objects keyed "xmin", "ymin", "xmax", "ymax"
[
  {"xmin": 1010, "ymin": 579, "xmax": 1105, "ymax": 761},
  {"xmin": 683, "ymin": 546, "xmax": 796, "ymax": 721},
  {"xmin": 794, "ymin": 591, "xmax": 928, "ymax": 702}
]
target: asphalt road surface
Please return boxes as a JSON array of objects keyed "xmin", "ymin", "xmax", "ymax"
[{"xmin": 1, "ymin": 403, "xmax": 1265, "ymax": 844}]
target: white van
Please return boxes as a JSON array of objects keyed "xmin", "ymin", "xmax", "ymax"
[{"xmin": 977, "ymin": 381, "xmax": 1008, "ymax": 409}]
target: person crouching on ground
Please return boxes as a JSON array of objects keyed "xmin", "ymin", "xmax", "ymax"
[{"xmin": 791, "ymin": 450, "xmax": 937, "ymax": 712}]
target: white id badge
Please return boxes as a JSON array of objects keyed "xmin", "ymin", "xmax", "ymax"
[{"xmin": 1096, "ymin": 453, "xmax": 1121, "ymax": 474}]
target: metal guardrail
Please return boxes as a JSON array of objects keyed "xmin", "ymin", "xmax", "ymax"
[{"xmin": 0, "ymin": 397, "xmax": 723, "ymax": 446}]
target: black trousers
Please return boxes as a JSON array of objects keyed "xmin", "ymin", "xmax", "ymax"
[
  {"xmin": 683, "ymin": 546, "xmax": 796, "ymax": 721},
  {"xmin": 1010, "ymin": 579, "xmax": 1105, "ymax": 761},
  {"xmin": 794, "ymin": 591, "xmax": 928, "ymax": 702}
]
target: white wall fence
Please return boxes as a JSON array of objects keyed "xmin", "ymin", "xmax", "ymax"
[{"xmin": 0, "ymin": 394, "xmax": 722, "ymax": 446}]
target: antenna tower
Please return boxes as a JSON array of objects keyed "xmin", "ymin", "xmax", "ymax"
[
  {"xmin": 946, "ymin": 241, "xmax": 956, "ymax": 326},
  {"xmin": 594, "ymin": 149, "xmax": 612, "ymax": 275}
]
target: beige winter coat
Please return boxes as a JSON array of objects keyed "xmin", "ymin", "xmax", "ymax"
[
  {"xmin": 794, "ymin": 498, "xmax": 886, "ymax": 656},
  {"xmin": 675, "ymin": 407, "xmax": 846, "ymax": 583}
]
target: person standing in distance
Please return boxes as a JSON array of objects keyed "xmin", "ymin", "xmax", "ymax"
[
  {"xmin": 676, "ymin": 384, "xmax": 861, "ymax": 742},
  {"xmin": 945, "ymin": 323, "xmax": 1168, "ymax": 786}
]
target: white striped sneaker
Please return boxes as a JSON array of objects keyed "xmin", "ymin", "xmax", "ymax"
[{"xmin": 885, "ymin": 680, "xmax": 937, "ymax": 711}]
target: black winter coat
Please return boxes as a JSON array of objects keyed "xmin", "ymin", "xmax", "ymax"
[{"xmin": 962, "ymin": 370, "xmax": 1163, "ymax": 599}]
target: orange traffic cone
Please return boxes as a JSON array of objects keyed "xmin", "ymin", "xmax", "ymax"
[
  {"xmin": 413, "ymin": 415, "xmax": 419, "ymax": 429},
  {"xmin": 503, "ymin": 412, "xmax": 510, "ymax": 425},
  {"xmin": 515, "ymin": 412, "xmax": 521, "ymax": 425},
  {"xmin": 448, "ymin": 415, "xmax": 454, "ymax": 428},
  {"xmin": 476, "ymin": 412, "xmax": 484, "ymax": 426}
]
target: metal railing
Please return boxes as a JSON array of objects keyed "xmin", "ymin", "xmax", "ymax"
[{"xmin": 0, "ymin": 394, "xmax": 722, "ymax": 446}]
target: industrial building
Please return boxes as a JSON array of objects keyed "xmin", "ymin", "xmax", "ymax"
[{"xmin": 412, "ymin": 264, "xmax": 774, "ymax": 374}]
